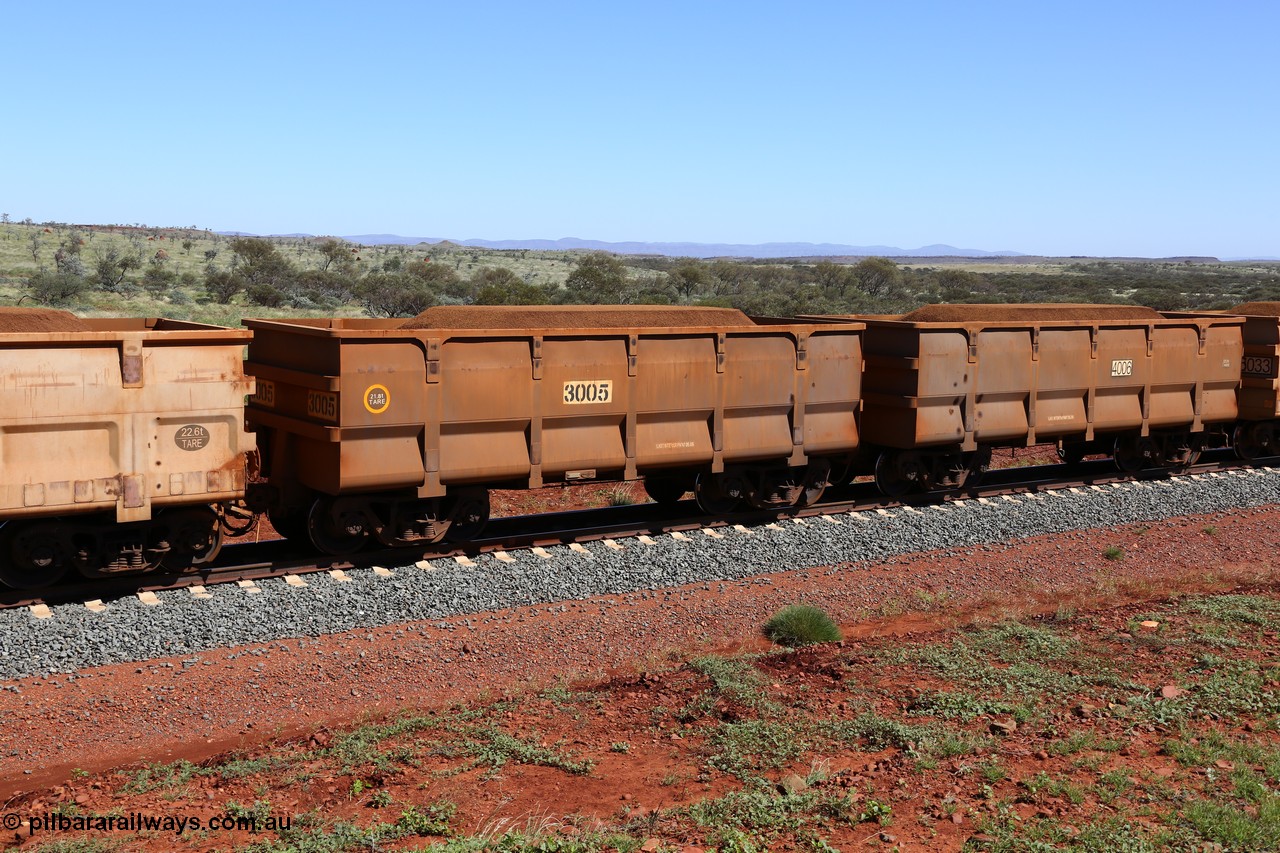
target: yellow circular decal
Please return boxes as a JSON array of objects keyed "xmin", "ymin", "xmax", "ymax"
[{"xmin": 364, "ymin": 384, "xmax": 390, "ymax": 414}]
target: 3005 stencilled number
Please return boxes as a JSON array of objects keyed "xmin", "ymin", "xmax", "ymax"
[{"xmin": 562, "ymin": 380, "xmax": 613, "ymax": 404}]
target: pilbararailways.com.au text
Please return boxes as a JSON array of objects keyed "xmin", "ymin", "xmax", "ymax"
[{"xmin": 6, "ymin": 811, "xmax": 292, "ymax": 837}]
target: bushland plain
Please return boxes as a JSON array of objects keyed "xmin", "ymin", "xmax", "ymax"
[{"xmin": 1, "ymin": 219, "xmax": 1278, "ymax": 325}]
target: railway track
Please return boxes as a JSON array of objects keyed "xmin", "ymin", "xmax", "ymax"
[{"xmin": 5, "ymin": 449, "xmax": 1274, "ymax": 614}]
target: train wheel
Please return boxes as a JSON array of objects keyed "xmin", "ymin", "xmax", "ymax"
[
  {"xmin": 446, "ymin": 488, "xmax": 490, "ymax": 542},
  {"xmin": 167, "ymin": 508, "xmax": 224, "ymax": 567},
  {"xmin": 268, "ymin": 507, "xmax": 309, "ymax": 542},
  {"xmin": 1114, "ymin": 435, "xmax": 1156, "ymax": 473},
  {"xmin": 873, "ymin": 451, "xmax": 919, "ymax": 497},
  {"xmin": 0, "ymin": 522, "xmax": 71, "ymax": 590},
  {"xmin": 1167, "ymin": 435, "xmax": 1202, "ymax": 471},
  {"xmin": 795, "ymin": 460, "xmax": 831, "ymax": 507},
  {"xmin": 796, "ymin": 482, "xmax": 826, "ymax": 507},
  {"xmin": 941, "ymin": 456, "xmax": 970, "ymax": 491},
  {"xmin": 1234, "ymin": 423, "xmax": 1271, "ymax": 461},
  {"xmin": 217, "ymin": 501, "xmax": 259, "ymax": 538},
  {"xmin": 643, "ymin": 476, "xmax": 691, "ymax": 505},
  {"xmin": 1173, "ymin": 447, "xmax": 1203, "ymax": 473},
  {"xmin": 306, "ymin": 497, "xmax": 368, "ymax": 556},
  {"xmin": 694, "ymin": 473, "xmax": 741, "ymax": 514},
  {"xmin": 963, "ymin": 447, "xmax": 992, "ymax": 489}
]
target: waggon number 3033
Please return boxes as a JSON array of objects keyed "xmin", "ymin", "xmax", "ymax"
[{"xmin": 563, "ymin": 380, "xmax": 613, "ymax": 405}]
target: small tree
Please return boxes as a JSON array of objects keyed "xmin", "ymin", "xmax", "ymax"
[
  {"xmin": 54, "ymin": 232, "xmax": 85, "ymax": 277},
  {"xmin": 245, "ymin": 282, "xmax": 286, "ymax": 307},
  {"xmin": 355, "ymin": 272, "xmax": 437, "ymax": 317},
  {"xmin": 565, "ymin": 252, "xmax": 632, "ymax": 304},
  {"xmin": 229, "ymin": 237, "xmax": 294, "ymax": 292},
  {"xmin": 317, "ymin": 238, "xmax": 351, "ymax": 273},
  {"xmin": 204, "ymin": 269, "xmax": 243, "ymax": 304},
  {"xmin": 852, "ymin": 257, "xmax": 903, "ymax": 298},
  {"xmin": 668, "ymin": 261, "xmax": 708, "ymax": 303},
  {"xmin": 202, "ymin": 237, "xmax": 298, "ymax": 305},
  {"xmin": 934, "ymin": 268, "xmax": 983, "ymax": 302},
  {"xmin": 53, "ymin": 250, "xmax": 86, "ymax": 278},
  {"xmin": 26, "ymin": 270, "xmax": 87, "ymax": 305},
  {"xmin": 94, "ymin": 249, "xmax": 141, "ymax": 294},
  {"xmin": 812, "ymin": 260, "xmax": 858, "ymax": 298},
  {"xmin": 472, "ymin": 267, "xmax": 550, "ymax": 305},
  {"xmin": 294, "ymin": 269, "xmax": 355, "ymax": 307},
  {"xmin": 142, "ymin": 258, "xmax": 177, "ymax": 300}
]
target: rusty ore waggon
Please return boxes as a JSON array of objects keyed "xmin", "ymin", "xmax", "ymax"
[
  {"xmin": 806, "ymin": 305, "xmax": 1246, "ymax": 494},
  {"xmin": 1229, "ymin": 303, "xmax": 1280, "ymax": 458},
  {"xmin": 242, "ymin": 307, "xmax": 865, "ymax": 555},
  {"xmin": 0, "ymin": 314, "xmax": 256, "ymax": 589}
]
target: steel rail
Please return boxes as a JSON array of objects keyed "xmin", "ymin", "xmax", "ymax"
[{"xmin": 3, "ymin": 449, "xmax": 1273, "ymax": 611}]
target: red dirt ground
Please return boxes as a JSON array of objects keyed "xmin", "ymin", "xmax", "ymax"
[{"xmin": 3, "ymin": 501, "xmax": 1280, "ymax": 850}]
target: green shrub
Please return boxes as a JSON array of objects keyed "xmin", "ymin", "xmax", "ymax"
[{"xmin": 762, "ymin": 605, "xmax": 842, "ymax": 647}]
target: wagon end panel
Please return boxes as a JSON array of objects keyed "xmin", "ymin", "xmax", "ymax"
[
  {"xmin": 1200, "ymin": 322, "xmax": 1244, "ymax": 425},
  {"xmin": 860, "ymin": 322, "xmax": 967, "ymax": 449},
  {"xmin": 801, "ymin": 330, "xmax": 862, "ymax": 453},
  {"xmin": 1236, "ymin": 315, "xmax": 1280, "ymax": 420},
  {"xmin": 245, "ymin": 322, "xmax": 429, "ymax": 497},
  {"xmin": 0, "ymin": 323, "xmax": 253, "ymax": 524}
]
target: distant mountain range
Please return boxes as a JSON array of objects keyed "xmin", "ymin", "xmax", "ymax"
[{"xmin": 229, "ymin": 233, "xmax": 1024, "ymax": 259}]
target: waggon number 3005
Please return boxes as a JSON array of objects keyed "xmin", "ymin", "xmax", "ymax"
[{"xmin": 563, "ymin": 380, "xmax": 613, "ymax": 405}]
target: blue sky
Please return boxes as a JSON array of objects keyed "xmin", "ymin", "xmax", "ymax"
[{"xmin": 2, "ymin": 1, "xmax": 1276, "ymax": 258}]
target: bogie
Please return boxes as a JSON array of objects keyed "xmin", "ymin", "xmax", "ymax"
[{"xmin": 870, "ymin": 447, "xmax": 987, "ymax": 497}]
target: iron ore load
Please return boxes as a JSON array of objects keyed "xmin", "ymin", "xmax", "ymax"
[
  {"xmin": 243, "ymin": 306, "xmax": 865, "ymax": 554},
  {"xmin": 0, "ymin": 308, "xmax": 256, "ymax": 589},
  {"xmin": 807, "ymin": 304, "xmax": 1244, "ymax": 494}
]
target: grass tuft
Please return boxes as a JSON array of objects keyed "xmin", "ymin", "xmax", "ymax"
[
  {"xmin": 604, "ymin": 484, "xmax": 639, "ymax": 506},
  {"xmin": 762, "ymin": 605, "xmax": 842, "ymax": 647}
]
